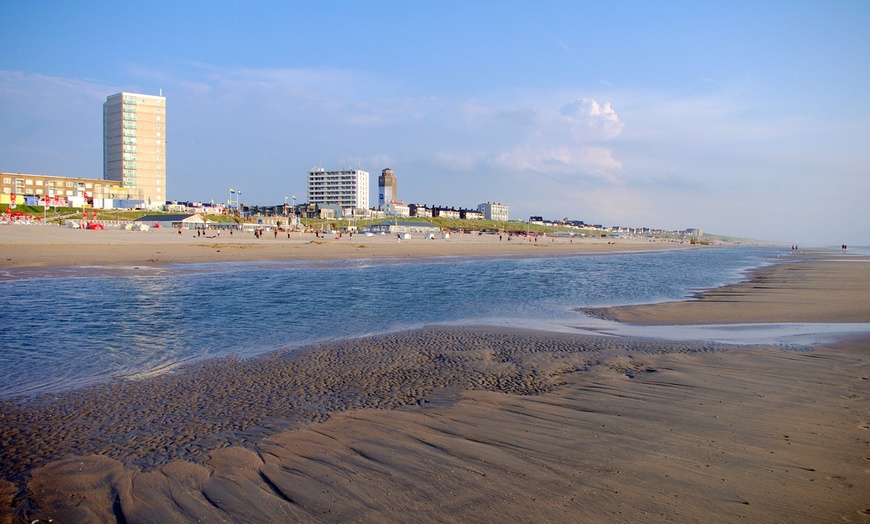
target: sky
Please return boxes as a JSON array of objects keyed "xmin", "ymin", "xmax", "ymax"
[{"xmin": 1, "ymin": 1, "xmax": 868, "ymax": 246}]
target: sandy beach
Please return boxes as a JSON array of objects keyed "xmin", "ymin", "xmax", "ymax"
[
  {"xmin": 1, "ymin": 227, "xmax": 868, "ymax": 523},
  {"xmin": 0, "ymin": 223, "xmax": 693, "ymax": 271}
]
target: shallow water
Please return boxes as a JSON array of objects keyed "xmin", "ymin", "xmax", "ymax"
[{"xmin": 0, "ymin": 246, "xmax": 858, "ymax": 399}]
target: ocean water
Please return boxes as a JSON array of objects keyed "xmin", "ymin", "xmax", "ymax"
[{"xmin": 0, "ymin": 246, "xmax": 861, "ymax": 400}]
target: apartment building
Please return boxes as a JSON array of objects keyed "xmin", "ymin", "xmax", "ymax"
[
  {"xmin": 478, "ymin": 202, "xmax": 509, "ymax": 221},
  {"xmin": 103, "ymin": 92, "xmax": 166, "ymax": 207},
  {"xmin": 0, "ymin": 172, "xmax": 126, "ymax": 207},
  {"xmin": 307, "ymin": 168, "xmax": 369, "ymax": 216}
]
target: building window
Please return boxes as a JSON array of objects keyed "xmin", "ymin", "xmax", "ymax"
[{"xmin": 2, "ymin": 177, "xmax": 10, "ymax": 184}]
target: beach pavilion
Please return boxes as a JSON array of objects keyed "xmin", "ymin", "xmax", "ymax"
[
  {"xmin": 364, "ymin": 220, "xmax": 441, "ymax": 236},
  {"xmin": 132, "ymin": 214, "xmax": 207, "ymax": 229}
]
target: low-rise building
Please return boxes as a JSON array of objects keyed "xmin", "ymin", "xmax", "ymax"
[
  {"xmin": 408, "ymin": 204, "xmax": 432, "ymax": 218},
  {"xmin": 460, "ymin": 208, "xmax": 483, "ymax": 220},
  {"xmin": 365, "ymin": 220, "xmax": 440, "ymax": 235},
  {"xmin": 133, "ymin": 214, "xmax": 205, "ymax": 229},
  {"xmin": 384, "ymin": 201, "xmax": 410, "ymax": 217},
  {"xmin": 431, "ymin": 206, "xmax": 460, "ymax": 219},
  {"xmin": 478, "ymin": 202, "xmax": 509, "ymax": 221},
  {"xmin": 1, "ymin": 172, "xmax": 142, "ymax": 208}
]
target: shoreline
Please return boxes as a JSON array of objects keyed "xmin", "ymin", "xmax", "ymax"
[
  {"xmin": 1, "ymin": 241, "xmax": 868, "ymax": 522},
  {"xmin": 583, "ymin": 252, "xmax": 870, "ymax": 324}
]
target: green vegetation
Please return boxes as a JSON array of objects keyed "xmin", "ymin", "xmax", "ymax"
[{"xmin": 301, "ymin": 216, "xmax": 607, "ymax": 237}]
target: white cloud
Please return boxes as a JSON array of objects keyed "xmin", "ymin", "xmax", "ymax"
[
  {"xmin": 495, "ymin": 144, "xmax": 623, "ymax": 182},
  {"xmin": 560, "ymin": 97, "xmax": 624, "ymax": 140}
]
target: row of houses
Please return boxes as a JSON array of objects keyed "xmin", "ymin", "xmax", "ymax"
[
  {"xmin": 163, "ymin": 199, "xmax": 512, "ymax": 225},
  {"xmin": 129, "ymin": 213, "xmax": 447, "ymax": 237}
]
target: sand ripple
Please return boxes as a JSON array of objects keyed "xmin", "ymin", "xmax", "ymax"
[{"xmin": 0, "ymin": 328, "xmax": 728, "ymax": 484}]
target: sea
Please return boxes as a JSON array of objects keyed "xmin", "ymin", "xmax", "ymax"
[{"xmin": 2, "ymin": 246, "xmax": 869, "ymax": 400}]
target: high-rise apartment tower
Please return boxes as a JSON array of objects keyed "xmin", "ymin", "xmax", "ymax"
[
  {"xmin": 307, "ymin": 168, "xmax": 369, "ymax": 215},
  {"xmin": 103, "ymin": 92, "xmax": 166, "ymax": 206},
  {"xmin": 378, "ymin": 168, "xmax": 397, "ymax": 209}
]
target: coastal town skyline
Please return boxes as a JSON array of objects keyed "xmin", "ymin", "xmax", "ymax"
[{"xmin": 1, "ymin": 2, "xmax": 868, "ymax": 246}]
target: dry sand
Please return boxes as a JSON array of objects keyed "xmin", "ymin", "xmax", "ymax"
[
  {"xmin": 0, "ymin": 230, "xmax": 868, "ymax": 523},
  {"xmin": 0, "ymin": 223, "xmax": 692, "ymax": 271}
]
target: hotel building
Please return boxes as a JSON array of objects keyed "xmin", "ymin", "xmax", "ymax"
[
  {"xmin": 103, "ymin": 92, "xmax": 166, "ymax": 207},
  {"xmin": 307, "ymin": 168, "xmax": 369, "ymax": 216}
]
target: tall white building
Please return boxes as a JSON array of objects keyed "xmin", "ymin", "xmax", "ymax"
[
  {"xmin": 103, "ymin": 92, "xmax": 166, "ymax": 206},
  {"xmin": 307, "ymin": 168, "xmax": 369, "ymax": 216}
]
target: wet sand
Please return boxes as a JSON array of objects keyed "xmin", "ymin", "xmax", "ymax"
[
  {"xmin": 584, "ymin": 253, "xmax": 870, "ymax": 324},
  {"xmin": 1, "ymin": 244, "xmax": 868, "ymax": 523}
]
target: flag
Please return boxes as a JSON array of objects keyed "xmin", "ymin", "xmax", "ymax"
[{"xmin": 230, "ymin": 188, "xmax": 235, "ymax": 193}]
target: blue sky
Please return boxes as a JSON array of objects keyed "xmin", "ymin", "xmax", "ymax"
[{"xmin": 1, "ymin": 1, "xmax": 868, "ymax": 245}]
